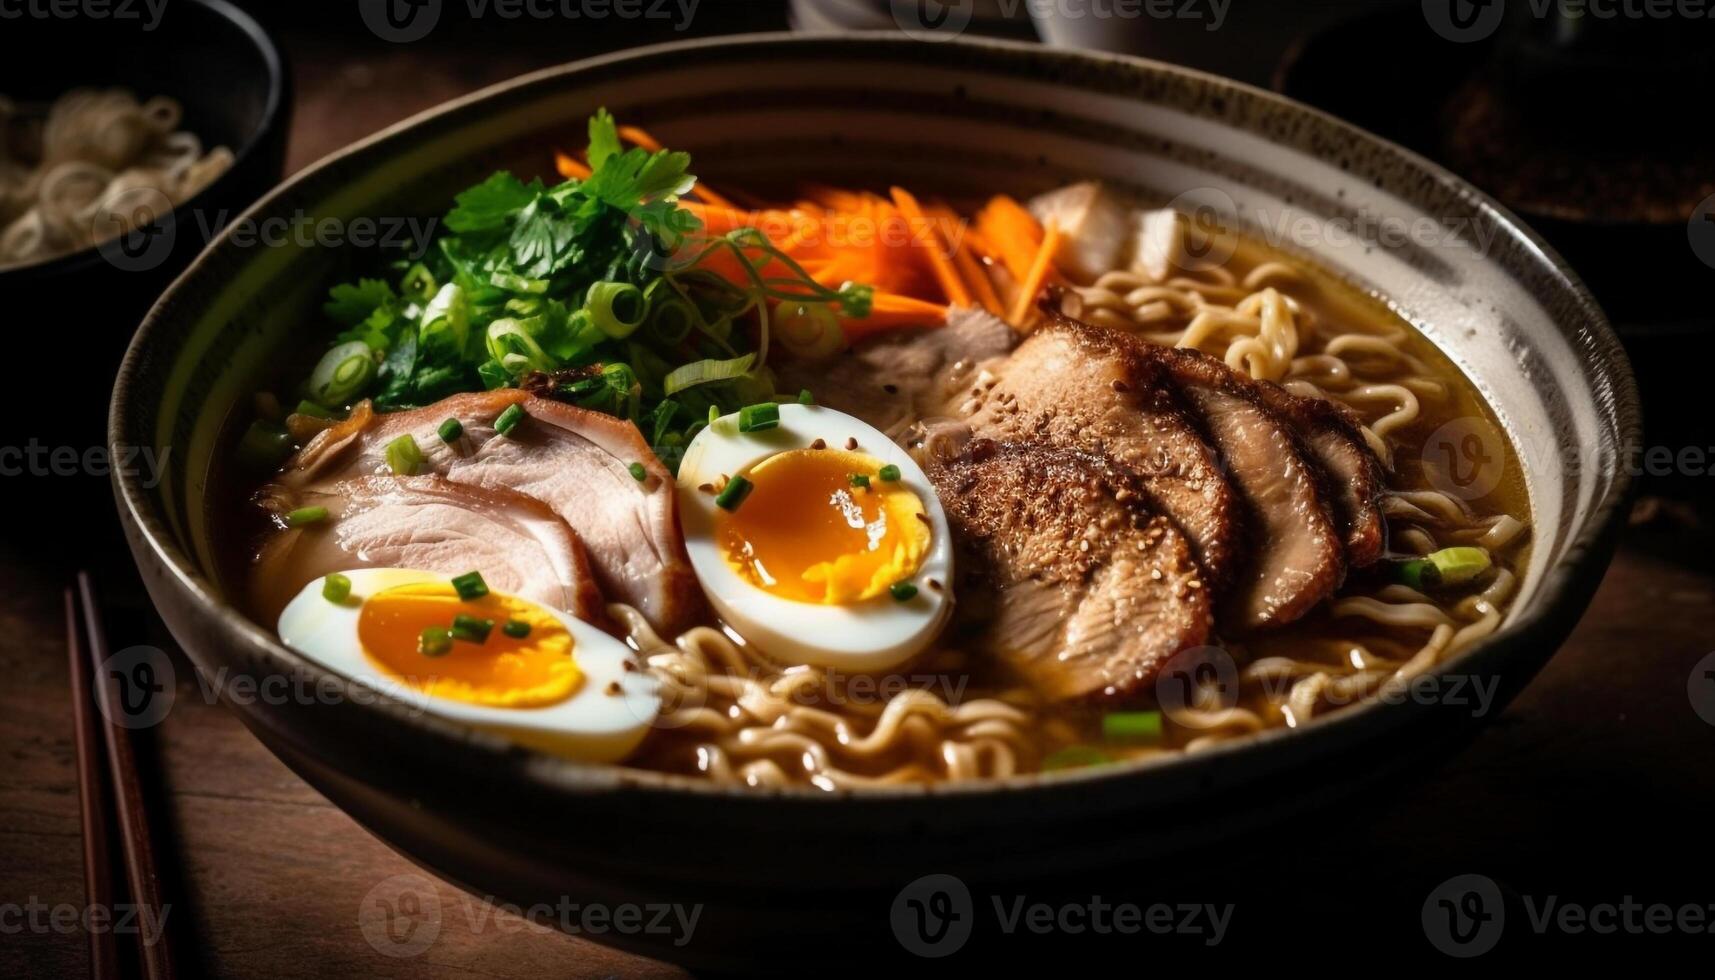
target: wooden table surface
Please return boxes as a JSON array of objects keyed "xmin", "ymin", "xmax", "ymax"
[{"xmin": 5, "ymin": 6, "xmax": 1714, "ymax": 976}]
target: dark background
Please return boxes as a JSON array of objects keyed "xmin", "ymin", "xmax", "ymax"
[{"xmin": 3, "ymin": 1, "xmax": 1713, "ymax": 974}]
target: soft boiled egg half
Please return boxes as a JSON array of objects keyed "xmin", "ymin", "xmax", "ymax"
[
  {"xmin": 277, "ymin": 568, "xmax": 659, "ymax": 762},
  {"xmin": 676, "ymin": 403, "xmax": 954, "ymax": 672}
]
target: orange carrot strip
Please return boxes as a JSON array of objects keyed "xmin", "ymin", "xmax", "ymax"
[
  {"xmin": 555, "ymin": 151, "xmax": 592, "ymax": 180},
  {"xmin": 840, "ymin": 292, "xmax": 948, "ymax": 340},
  {"xmin": 976, "ymin": 195, "xmax": 1045, "ymax": 283},
  {"xmin": 617, "ymin": 125, "xmax": 664, "ymax": 152},
  {"xmin": 1010, "ymin": 222, "xmax": 1062, "ymax": 328},
  {"xmin": 890, "ymin": 187, "xmax": 970, "ymax": 308},
  {"xmin": 928, "ymin": 203, "xmax": 1004, "ymax": 317}
]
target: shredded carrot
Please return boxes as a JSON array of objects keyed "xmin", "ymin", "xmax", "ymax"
[
  {"xmin": 554, "ymin": 151, "xmax": 592, "ymax": 180},
  {"xmin": 889, "ymin": 187, "xmax": 970, "ymax": 309},
  {"xmin": 617, "ymin": 125, "xmax": 664, "ymax": 153},
  {"xmin": 1010, "ymin": 222, "xmax": 1062, "ymax": 328},
  {"xmin": 927, "ymin": 203, "xmax": 1004, "ymax": 317},
  {"xmin": 840, "ymin": 292, "xmax": 948, "ymax": 340},
  {"xmin": 976, "ymin": 195, "xmax": 1045, "ymax": 285}
]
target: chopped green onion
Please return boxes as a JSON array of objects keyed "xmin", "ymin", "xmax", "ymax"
[
  {"xmin": 708, "ymin": 405, "xmax": 720, "ymax": 426},
  {"xmin": 715, "ymin": 475, "xmax": 753, "ymax": 512},
  {"xmin": 629, "ymin": 462, "xmax": 648, "ymax": 482},
  {"xmin": 878, "ymin": 464, "xmax": 902, "ymax": 482},
  {"xmin": 1102, "ymin": 711, "xmax": 1164, "ymax": 741},
  {"xmin": 322, "ymin": 573, "xmax": 352, "ymax": 604},
  {"xmin": 307, "ymin": 341, "xmax": 376, "ymax": 406},
  {"xmin": 437, "ymin": 418, "xmax": 464, "ymax": 444},
  {"xmin": 401, "ymin": 262, "xmax": 438, "ymax": 302},
  {"xmin": 294, "ymin": 400, "xmax": 335, "ymax": 420},
  {"xmin": 285, "ymin": 506, "xmax": 329, "ymax": 528},
  {"xmin": 850, "ymin": 474, "xmax": 871, "ymax": 489},
  {"xmin": 797, "ymin": 389, "xmax": 815, "ymax": 405},
  {"xmin": 1397, "ymin": 547, "xmax": 1493, "ymax": 590},
  {"xmin": 494, "ymin": 403, "xmax": 525, "ymax": 437},
  {"xmin": 1043, "ymin": 746, "xmax": 1112, "ymax": 771},
  {"xmin": 418, "ymin": 627, "xmax": 452, "ymax": 657},
  {"xmin": 738, "ymin": 402, "xmax": 780, "ymax": 433},
  {"xmin": 451, "ymin": 571, "xmax": 488, "ymax": 601},
  {"xmin": 646, "ymin": 296, "xmax": 696, "ymax": 345},
  {"xmin": 502, "ymin": 619, "xmax": 531, "ymax": 639},
  {"xmin": 774, "ymin": 300, "xmax": 844, "ymax": 360},
  {"xmin": 490, "ymin": 270, "xmax": 549, "ymax": 294},
  {"xmin": 236, "ymin": 420, "xmax": 293, "ymax": 472},
  {"xmin": 889, "ymin": 581, "xmax": 918, "ymax": 602},
  {"xmin": 451, "ymin": 614, "xmax": 494, "ymax": 644},
  {"xmin": 664, "ymin": 353, "xmax": 757, "ymax": 397},
  {"xmin": 385, "ymin": 434, "xmax": 423, "ymax": 476},
  {"xmin": 586, "ymin": 281, "xmax": 647, "ymax": 339}
]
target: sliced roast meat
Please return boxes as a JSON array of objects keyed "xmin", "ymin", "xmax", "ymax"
[
  {"xmin": 281, "ymin": 390, "xmax": 701, "ymax": 634},
  {"xmin": 929, "ymin": 441, "xmax": 1212, "ymax": 703},
  {"xmin": 773, "ymin": 306, "xmax": 1016, "ymax": 438},
  {"xmin": 1251, "ymin": 382, "xmax": 1386, "ymax": 567},
  {"xmin": 960, "ymin": 314, "xmax": 1243, "ymax": 592},
  {"xmin": 251, "ymin": 475, "xmax": 604, "ymax": 626},
  {"xmin": 1137, "ymin": 343, "xmax": 1346, "ymax": 630}
]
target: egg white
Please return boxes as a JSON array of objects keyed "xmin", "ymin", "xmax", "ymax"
[
  {"xmin": 276, "ymin": 568, "xmax": 659, "ymax": 763},
  {"xmin": 675, "ymin": 403, "xmax": 954, "ymax": 672}
]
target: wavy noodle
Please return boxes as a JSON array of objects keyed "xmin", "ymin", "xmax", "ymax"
[{"xmin": 0, "ymin": 88, "xmax": 232, "ymax": 270}]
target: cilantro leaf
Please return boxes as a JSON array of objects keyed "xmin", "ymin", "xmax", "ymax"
[
  {"xmin": 324, "ymin": 278, "xmax": 398, "ymax": 326},
  {"xmin": 445, "ymin": 172, "xmax": 541, "ymax": 233},
  {"xmin": 587, "ymin": 108, "xmax": 623, "ymax": 172},
  {"xmin": 580, "ymin": 146, "xmax": 696, "ymax": 215},
  {"xmin": 507, "ymin": 194, "xmax": 580, "ymax": 279}
]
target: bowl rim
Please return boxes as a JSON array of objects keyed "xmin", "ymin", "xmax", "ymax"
[
  {"xmin": 111, "ymin": 30, "xmax": 1642, "ymax": 803},
  {"xmin": 0, "ymin": 0, "xmax": 289, "ymax": 283}
]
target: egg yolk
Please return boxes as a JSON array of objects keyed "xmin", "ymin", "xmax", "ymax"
[
  {"xmin": 717, "ymin": 449, "xmax": 930, "ymax": 604},
  {"xmin": 356, "ymin": 582, "xmax": 581, "ymax": 708}
]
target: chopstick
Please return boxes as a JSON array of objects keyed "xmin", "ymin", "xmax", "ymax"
[
  {"xmin": 65, "ymin": 589, "xmax": 122, "ymax": 980},
  {"xmin": 71, "ymin": 572, "xmax": 179, "ymax": 980}
]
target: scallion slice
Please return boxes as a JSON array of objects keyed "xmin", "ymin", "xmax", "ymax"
[
  {"xmin": 628, "ymin": 462, "xmax": 648, "ymax": 482},
  {"xmin": 502, "ymin": 619, "xmax": 531, "ymax": 639},
  {"xmin": 294, "ymin": 400, "xmax": 335, "ymax": 420},
  {"xmin": 850, "ymin": 474, "xmax": 871, "ymax": 489},
  {"xmin": 494, "ymin": 403, "xmax": 525, "ymax": 437},
  {"xmin": 451, "ymin": 614, "xmax": 494, "ymax": 644},
  {"xmin": 285, "ymin": 506, "xmax": 329, "ymax": 528},
  {"xmin": 1397, "ymin": 547, "xmax": 1493, "ymax": 590},
  {"xmin": 586, "ymin": 281, "xmax": 647, "ymax": 339},
  {"xmin": 437, "ymin": 418, "xmax": 463, "ymax": 444},
  {"xmin": 418, "ymin": 627, "xmax": 453, "ymax": 657},
  {"xmin": 1042, "ymin": 746, "xmax": 1111, "ymax": 771},
  {"xmin": 1102, "ymin": 711, "xmax": 1164, "ymax": 741},
  {"xmin": 878, "ymin": 464, "xmax": 901, "ymax": 482},
  {"xmin": 738, "ymin": 402, "xmax": 780, "ymax": 433},
  {"xmin": 797, "ymin": 389, "xmax": 815, "ymax": 406},
  {"xmin": 385, "ymin": 434, "xmax": 423, "ymax": 476},
  {"xmin": 715, "ymin": 475, "xmax": 753, "ymax": 512},
  {"xmin": 889, "ymin": 581, "xmax": 918, "ymax": 602},
  {"xmin": 322, "ymin": 573, "xmax": 352, "ymax": 604},
  {"xmin": 307, "ymin": 341, "xmax": 376, "ymax": 406},
  {"xmin": 236, "ymin": 420, "xmax": 293, "ymax": 472},
  {"xmin": 451, "ymin": 571, "xmax": 488, "ymax": 601}
]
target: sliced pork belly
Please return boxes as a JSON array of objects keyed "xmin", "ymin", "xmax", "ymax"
[
  {"xmin": 1140, "ymin": 344, "xmax": 1346, "ymax": 630},
  {"xmin": 773, "ymin": 306, "xmax": 1016, "ymax": 437},
  {"xmin": 251, "ymin": 475, "xmax": 604, "ymax": 626},
  {"xmin": 961, "ymin": 315, "xmax": 1243, "ymax": 592},
  {"xmin": 1251, "ymin": 382, "xmax": 1386, "ymax": 567},
  {"xmin": 282, "ymin": 390, "xmax": 701, "ymax": 634},
  {"xmin": 929, "ymin": 441, "xmax": 1212, "ymax": 703}
]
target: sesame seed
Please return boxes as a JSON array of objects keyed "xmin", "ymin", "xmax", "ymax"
[
  {"xmin": 698, "ymin": 483, "xmax": 715, "ymax": 494},
  {"xmin": 811, "ymin": 438, "xmax": 827, "ymax": 450},
  {"xmin": 606, "ymin": 681, "xmax": 623, "ymax": 696},
  {"xmin": 845, "ymin": 437, "xmax": 858, "ymax": 451}
]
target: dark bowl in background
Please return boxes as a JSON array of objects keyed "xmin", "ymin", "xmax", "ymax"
[{"xmin": 0, "ymin": 0, "xmax": 287, "ymax": 552}]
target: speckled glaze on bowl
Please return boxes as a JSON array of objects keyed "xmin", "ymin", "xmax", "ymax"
[{"xmin": 112, "ymin": 34, "xmax": 1637, "ymax": 970}]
